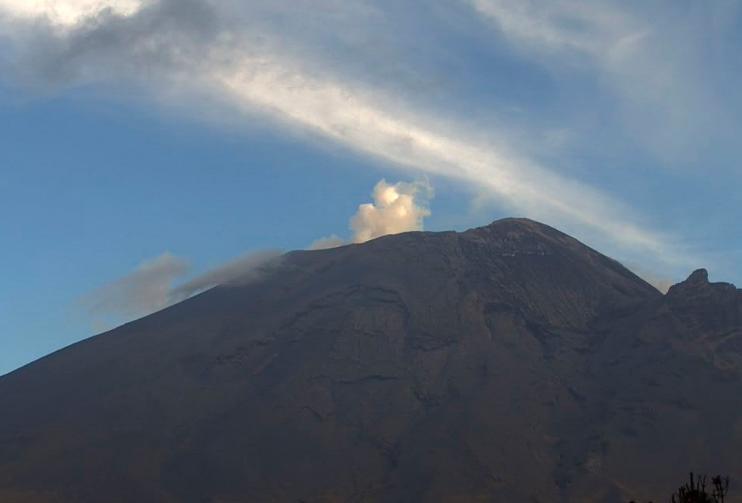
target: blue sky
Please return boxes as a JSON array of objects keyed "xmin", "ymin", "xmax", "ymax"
[{"xmin": 1, "ymin": 0, "xmax": 741, "ymax": 376}]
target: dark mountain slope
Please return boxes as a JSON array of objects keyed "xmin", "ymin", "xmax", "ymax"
[{"xmin": 1, "ymin": 218, "xmax": 740, "ymax": 502}]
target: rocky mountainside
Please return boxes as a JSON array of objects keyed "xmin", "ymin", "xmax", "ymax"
[{"xmin": 1, "ymin": 218, "xmax": 741, "ymax": 502}]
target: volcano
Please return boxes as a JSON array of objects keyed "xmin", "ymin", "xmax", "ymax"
[{"xmin": 1, "ymin": 218, "xmax": 741, "ymax": 502}]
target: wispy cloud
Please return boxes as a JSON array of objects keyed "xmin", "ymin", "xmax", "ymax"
[
  {"xmin": 465, "ymin": 0, "xmax": 731, "ymax": 161},
  {"xmin": 467, "ymin": 0, "xmax": 636, "ymax": 55},
  {"xmin": 0, "ymin": 0, "xmax": 697, "ymax": 268},
  {"xmin": 212, "ymin": 51, "xmax": 682, "ymax": 260}
]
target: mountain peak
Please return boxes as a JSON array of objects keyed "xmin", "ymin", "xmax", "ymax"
[
  {"xmin": 665, "ymin": 269, "xmax": 739, "ymax": 334},
  {"xmin": 470, "ymin": 217, "xmax": 564, "ymax": 241},
  {"xmin": 466, "ymin": 217, "xmax": 611, "ymax": 264},
  {"xmin": 482, "ymin": 217, "xmax": 559, "ymax": 236},
  {"xmin": 686, "ymin": 268, "xmax": 710, "ymax": 285},
  {"xmin": 2, "ymin": 218, "xmax": 739, "ymax": 503},
  {"xmin": 666, "ymin": 268, "xmax": 731, "ymax": 298},
  {"xmin": 486, "ymin": 216, "xmax": 546, "ymax": 228}
]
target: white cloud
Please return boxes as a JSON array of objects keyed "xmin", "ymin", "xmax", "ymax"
[
  {"xmin": 210, "ymin": 50, "xmax": 684, "ymax": 261},
  {"xmin": 0, "ymin": 0, "xmax": 697, "ymax": 270},
  {"xmin": 351, "ymin": 179, "xmax": 431, "ymax": 243},
  {"xmin": 0, "ymin": 0, "xmax": 143, "ymax": 27}
]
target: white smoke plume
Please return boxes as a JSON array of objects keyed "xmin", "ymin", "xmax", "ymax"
[
  {"xmin": 169, "ymin": 249, "xmax": 282, "ymax": 301},
  {"xmin": 83, "ymin": 252, "xmax": 189, "ymax": 321},
  {"xmin": 351, "ymin": 179, "xmax": 432, "ymax": 243},
  {"xmin": 308, "ymin": 235, "xmax": 345, "ymax": 251},
  {"xmin": 83, "ymin": 249, "xmax": 281, "ymax": 327}
]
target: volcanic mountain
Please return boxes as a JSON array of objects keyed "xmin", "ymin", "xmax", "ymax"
[{"xmin": 1, "ymin": 218, "xmax": 741, "ymax": 502}]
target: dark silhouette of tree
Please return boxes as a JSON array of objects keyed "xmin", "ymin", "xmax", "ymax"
[
  {"xmin": 629, "ymin": 473, "xmax": 729, "ymax": 503},
  {"xmin": 671, "ymin": 473, "xmax": 730, "ymax": 503}
]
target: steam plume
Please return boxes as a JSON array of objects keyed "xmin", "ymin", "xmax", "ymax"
[
  {"xmin": 169, "ymin": 250, "xmax": 282, "ymax": 301},
  {"xmin": 308, "ymin": 235, "xmax": 345, "ymax": 251},
  {"xmin": 83, "ymin": 249, "xmax": 280, "ymax": 326},
  {"xmin": 351, "ymin": 179, "xmax": 432, "ymax": 243},
  {"xmin": 83, "ymin": 252, "xmax": 188, "ymax": 321}
]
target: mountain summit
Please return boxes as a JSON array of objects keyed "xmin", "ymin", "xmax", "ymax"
[{"xmin": 1, "ymin": 219, "xmax": 741, "ymax": 502}]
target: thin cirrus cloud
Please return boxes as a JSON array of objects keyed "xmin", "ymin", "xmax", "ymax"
[
  {"xmin": 465, "ymin": 0, "xmax": 637, "ymax": 54},
  {"xmin": 213, "ymin": 52, "xmax": 681, "ymax": 262},
  {"xmin": 465, "ymin": 0, "xmax": 731, "ymax": 161},
  {"xmin": 0, "ymin": 0, "xmax": 695, "ymax": 269}
]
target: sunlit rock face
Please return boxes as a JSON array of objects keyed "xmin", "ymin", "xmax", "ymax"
[{"xmin": 1, "ymin": 218, "xmax": 741, "ymax": 503}]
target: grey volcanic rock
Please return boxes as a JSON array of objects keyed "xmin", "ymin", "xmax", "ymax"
[
  {"xmin": 1, "ymin": 218, "xmax": 741, "ymax": 502},
  {"xmin": 666, "ymin": 269, "xmax": 741, "ymax": 334}
]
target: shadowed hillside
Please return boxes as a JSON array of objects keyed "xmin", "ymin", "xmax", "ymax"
[{"xmin": 1, "ymin": 218, "xmax": 741, "ymax": 502}]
